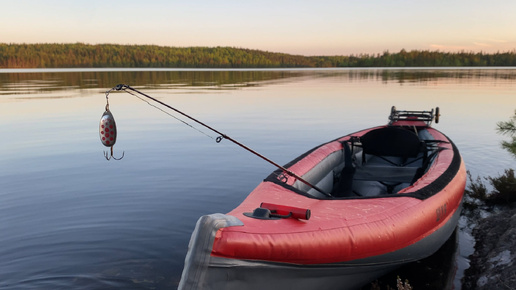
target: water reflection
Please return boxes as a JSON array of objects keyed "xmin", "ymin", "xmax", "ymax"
[
  {"xmin": 2, "ymin": 68, "xmax": 516, "ymax": 96},
  {"xmin": 0, "ymin": 70, "xmax": 304, "ymax": 95},
  {"xmin": 1, "ymin": 68, "xmax": 515, "ymax": 289}
]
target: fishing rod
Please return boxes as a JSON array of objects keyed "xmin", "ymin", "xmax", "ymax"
[{"xmin": 101, "ymin": 84, "xmax": 332, "ymax": 198}]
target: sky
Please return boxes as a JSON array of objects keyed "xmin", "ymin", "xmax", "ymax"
[{"xmin": 1, "ymin": 0, "xmax": 515, "ymax": 56}]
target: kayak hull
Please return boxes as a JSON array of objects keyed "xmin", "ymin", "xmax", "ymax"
[
  {"xmin": 180, "ymin": 201, "xmax": 462, "ymax": 290},
  {"xmin": 179, "ymin": 116, "xmax": 466, "ymax": 290}
]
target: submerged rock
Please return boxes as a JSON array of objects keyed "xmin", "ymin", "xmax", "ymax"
[{"xmin": 463, "ymin": 203, "xmax": 516, "ymax": 289}]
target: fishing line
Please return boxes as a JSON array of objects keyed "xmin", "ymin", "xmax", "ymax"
[
  {"xmin": 101, "ymin": 84, "xmax": 331, "ymax": 197},
  {"xmin": 122, "ymin": 87, "xmax": 216, "ymax": 141}
]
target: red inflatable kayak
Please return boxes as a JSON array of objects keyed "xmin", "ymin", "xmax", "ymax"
[{"xmin": 179, "ymin": 107, "xmax": 466, "ymax": 290}]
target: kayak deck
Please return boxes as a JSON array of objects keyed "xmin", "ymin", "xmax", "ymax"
[{"xmin": 288, "ymin": 125, "xmax": 440, "ymax": 199}]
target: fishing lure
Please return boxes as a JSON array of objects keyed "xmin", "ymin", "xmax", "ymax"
[{"xmin": 100, "ymin": 96, "xmax": 124, "ymax": 160}]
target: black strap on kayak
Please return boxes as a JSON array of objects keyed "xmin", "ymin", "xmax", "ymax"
[
  {"xmin": 110, "ymin": 84, "xmax": 332, "ymax": 198},
  {"xmin": 331, "ymin": 141, "xmax": 355, "ymax": 197}
]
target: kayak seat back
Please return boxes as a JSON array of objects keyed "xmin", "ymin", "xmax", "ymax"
[
  {"xmin": 360, "ymin": 127, "xmax": 426, "ymax": 166},
  {"xmin": 351, "ymin": 127, "xmax": 428, "ymax": 196}
]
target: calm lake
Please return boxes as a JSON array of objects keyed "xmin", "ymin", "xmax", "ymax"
[{"xmin": 0, "ymin": 68, "xmax": 515, "ymax": 289}]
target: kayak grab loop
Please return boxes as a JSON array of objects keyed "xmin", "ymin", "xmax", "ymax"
[
  {"xmin": 244, "ymin": 202, "xmax": 311, "ymax": 220},
  {"xmin": 99, "ymin": 92, "xmax": 124, "ymax": 160},
  {"xmin": 105, "ymin": 84, "xmax": 331, "ymax": 197}
]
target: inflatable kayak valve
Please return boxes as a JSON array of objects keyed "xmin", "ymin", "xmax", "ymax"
[
  {"xmin": 243, "ymin": 208, "xmax": 276, "ymax": 220},
  {"xmin": 243, "ymin": 203, "xmax": 311, "ymax": 220}
]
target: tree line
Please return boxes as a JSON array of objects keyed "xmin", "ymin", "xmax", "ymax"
[{"xmin": 1, "ymin": 43, "xmax": 516, "ymax": 68}]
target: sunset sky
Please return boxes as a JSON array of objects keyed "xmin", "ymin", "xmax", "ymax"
[{"xmin": 2, "ymin": 0, "xmax": 515, "ymax": 56}]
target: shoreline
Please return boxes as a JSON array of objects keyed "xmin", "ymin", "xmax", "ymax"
[
  {"xmin": 2, "ymin": 67, "xmax": 516, "ymax": 74},
  {"xmin": 462, "ymin": 203, "xmax": 516, "ymax": 289}
]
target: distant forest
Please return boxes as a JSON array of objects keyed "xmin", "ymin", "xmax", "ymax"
[{"xmin": 1, "ymin": 43, "xmax": 516, "ymax": 68}]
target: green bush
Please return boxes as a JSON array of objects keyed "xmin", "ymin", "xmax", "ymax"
[
  {"xmin": 488, "ymin": 169, "xmax": 516, "ymax": 203},
  {"xmin": 466, "ymin": 171, "xmax": 488, "ymax": 201},
  {"xmin": 466, "ymin": 169, "xmax": 516, "ymax": 204}
]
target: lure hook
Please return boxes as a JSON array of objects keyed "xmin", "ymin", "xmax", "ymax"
[{"xmin": 104, "ymin": 146, "xmax": 125, "ymax": 160}]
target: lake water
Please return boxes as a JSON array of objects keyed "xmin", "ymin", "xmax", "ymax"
[{"xmin": 0, "ymin": 68, "xmax": 515, "ymax": 289}]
